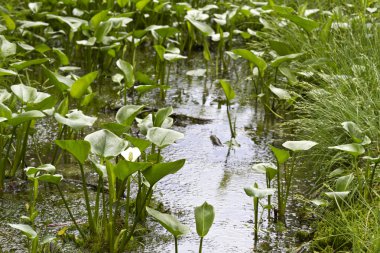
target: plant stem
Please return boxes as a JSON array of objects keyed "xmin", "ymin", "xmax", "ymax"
[
  {"xmin": 79, "ymin": 162, "xmax": 95, "ymax": 233},
  {"xmin": 254, "ymin": 197, "xmax": 259, "ymax": 242},
  {"xmin": 56, "ymin": 185, "xmax": 85, "ymax": 239},
  {"xmin": 226, "ymin": 101, "xmax": 235, "ymax": 139},
  {"xmin": 199, "ymin": 237, "xmax": 203, "ymax": 253}
]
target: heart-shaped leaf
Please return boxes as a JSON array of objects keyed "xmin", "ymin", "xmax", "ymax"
[
  {"xmin": 70, "ymin": 71, "xmax": 98, "ymax": 99},
  {"xmin": 142, "ymin": 159, "xmax": 186, "ymax": 186},
  {"xmin": 113, "ymin": 160, "xmax": 151, "ymax": 180},
  {"xmin": 194, "ymin": 202, "xmax": 215, "ymax": 237},
  {"xmin": 116, "ymin": 105, "xmax": 144, "ymax": 127},
  {"xmin": 328, "ymin": 143, "xmax": 365, "ymax": 157},
  {"xmin": 244, "ymin": 185, "xmax": 276, "ymax": 198},
  {"xmin": 85, "ymin": 129, "xmax": 128, "ymax": 158},
  {"xmin": 54, "ymin": 110, "xmax": 97, "ymax": 130},
  {"xmin": 232, "ymin": 49, "xmax": 267, "ymax": 77},
  {"xmin": 269, "ymin": 145, "xmax": 290, "ymax": 164},
  {"xmin": 55, "ymin": 140, "xmax": 91, "ymax": 164},
  {"xmin": 147, "ymin": 127, "xmax": 184, "ymax": 148},
  {"xmin": 282, "ymin": 140, "xmax": 318, "ymax": 152}
]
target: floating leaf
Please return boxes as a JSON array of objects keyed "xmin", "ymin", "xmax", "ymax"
[
  {"xmin": 146, "ymin": 207, "xmax": 190, "ymax": 237},
  {"xmin": 194, "ymin": 202, "xmax": 215, "ymax": 237}
]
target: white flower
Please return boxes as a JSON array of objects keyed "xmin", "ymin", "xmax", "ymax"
[{"xmin": 121, "ymin": 147, "xmax": 141, "ymax": 162}]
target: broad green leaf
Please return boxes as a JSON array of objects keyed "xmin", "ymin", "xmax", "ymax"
[
  {"xmin": 26, "ymin": 95, "xmax": 57, "ymax": 111},
  {"xmin": 279, "ymin": 67, "xmax": 297, "ymax": 83},
  {"xmin": 328, "ymin": 143, "xmax": 365, "ymax": 157},
  {"xmin": 135, "ymin": 71, "xmax": 156, "ymax": 85},
  {"xmin": 194, "ymin": 202, "xmax": 215, "ymax": 237},
  {"xmin": 84, "ymin": 129, "xmax": 128, "ymax": 158},
  {"xmin": 271, "ymin": 53, "xmax": 304, "ymax": 68},
  {"xmin": 147, "ymin": 127, "xmax": 184, "ymax": 148},
  {"xmin": 320, "ymin": 16, "xmax": 333, "ymax": 43},
  {"xmin": 53, "ymin": 48, "xmax": 69, "ymax": 66},
  {"xmin": 95, "ymin": 21, "xmax": 113, "ymax": 43},
  {"xmin": 269, "ymin": 145, "xmax": 290, "ymax": 164},
  {"xmin": 25, "ymin": 164, "xmax": 56, "ymax": 176},
  {"xmin": 186, "ymin": 18, "xmax": 214, "ymax": 35},
  {"xmin": 282, "ymin": 140, "xmax": 318, "ymax": 152},
  {"xmin": 0, "ymin": 35, "xmax": 16, "ymax": 58},
  {"xmin": 10, "ymin": 58, "xmax": 48, "ymax": 71},
  {"xmin": 232, "ymin": 49, "xmax": 267, "ymax": 77},
  {"xmin": 142, "ymin": 159, "xmax": 186, "ymax": 186},
  {"xmin": 102, "ymin": 122, "xmax": 129, "ymax": 136},
  {"xmin": 37, "ymin": 174, "xmax": 63, "ymax": 184},
  {"xmin": 155, "ymin": 27, "xmax": 179, "ymax": 39},
  {"xmin": 0, "ymin": 68, "xmax": 17, "ymax": 76},
  {"xmin": 10, "ymin": 83, "xmax": 50, "ymax": 104},
  {"xmin": 269, "ymin": 84, "xmax": 291, "ymax": 100},
  {"xmin": 90, "ymin": 10, "xmax": 109, "ymax": 30},
  {"xmin": 268, "ymin": 40, "xmax": 293, "ymax": 56},
  {"xmin": 1, "ymin": 12, "xmax": 15, "ymax": 30},
  {"xmin": 219, "ymin": 79, "xmax": 235, "ymax": 101},
  {"xmin": 244, "ymin": 185, "xmax": 276, "ymax": 198},
  {"xmin": 136, "ymin": 0, "xmax": 151, "ymax": 11},
  {"xmin": 154, "ymin": 45, "xmax": 165, "ymax": 61},
  {"xmin": 154, "ymin": 106, "xmax": 173, "ymax": 127},
  {"xmin": 113, "ymin": 160, "xmax": 151, "ymax": 180},
  {"xmin": 310, "ymin": 199, "xmax": 328, "ymax": 206},
  {"xmin": 0, "ymin": 103, "xmax": 12, "ymax": 119},
  {"xmin": 7, "ymin": 110, "xmax": 45, "ymax": 126},
  {"xmin": 0, "ymin": 89, "xmax": 11, "ymax": 102},
  {"xmin": 77, "ymin": 37, "xmax": 96, "ymax": 46},
  {"xmin": 42, "ymin": 65, "xmax": 73, "ymax": 92},
  {"xmin": 9, "ymin": 224, "xmax": 37, "ymax": 239},
  {"xmin": 70, "ymin": 71, "xmax": 98, "ymax": 99},
  {"xmin": 116, "ymin": 105, "xmax": 144, "ymax": 127},
  {"xmin": 280, "ymin": 13, "xmax": 319, "ymax": 33},
  {"xmin": 55, "ymin": 140, "xmax": 91, "ymax": 164},
  {"xmin": 116, "ymin": 59, "xmax": 134, "ymax": 88},
  {"xmin": 124, "ymin": 135, "xmax": 151, "ymax": 152},
  {"xmin": 336, "ymin": 174, "xmax": 354, "ymax": 192},
  {"xmin": 54, "ymin": 110, "xmax": 97, "ymax": 130},
  {"xmin": 341, "ymin": 121, "xmax": 370, "ymax": 144},
  {"xmin": 251, "ymin": 163, "xmax": 277, "ymax": 181},
  {"xmin": 19, "ymin": 21, "xmax": 48, "ymax": 29},
  {"xmin": 146, "ymin": 207, "xmax": 190, "ymax": 237},
  {"xmin": 46, "ymin": 15, "xmax": 87, "ymax": 32},
  {"xmin": 117, "ymin": 0, "xmax": 129, "ymax": 8}
]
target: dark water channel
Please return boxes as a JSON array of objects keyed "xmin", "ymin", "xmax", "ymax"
[{"xmin": 0, "ymin": 54, "xmax": 312, "ymax": 252}]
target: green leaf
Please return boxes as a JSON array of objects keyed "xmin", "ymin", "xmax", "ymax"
[
  {"xmin": 341, "ymin": 121, "xmax": 370, "ymax": 144},
  {"xmin": 336, "ymin": 174, "xmax": 354, "ymax": 192},
  {"xmin": 232, "ymin": 49, "xmax": 267, "ymax": 77},
  {"xmin": 219, "ymin": 79, "xmax": 235, "ymax": 101},
  {"xmin": 328, "ymin": 143, "xmax": 365, "ymax": 157},
  {"xmin": 0, "ymin": 68, "xmax": 17, "ymax": 76},
  {"xmin": 320, "ymin": 16, "xmax": 333, "ymax": 43},
  {"xmin": 116, "ymin": 59, "xmax": 135, "ymax": 88},
  {"xmin": 186, "ymin": 18, "xmax": 214, "ymax": 35},
  {"xmin": 269, "ymin": 84, "xmax": 291, "ymax": 100},
  {"xmin": 46, "ymin": 14, "xmax": 87, "ymax": 32},
  {"xmin": 0, "ymin": 89, "xmax": 11, "ymax": 102},
  {"xmin": 269, "ymin": 145, "xmax": 290, "ymax": 164},
  {"xmin": 163, "ymin": 53, "xmax": 187, "ymax": 62},
  {"xmin": 95, "ymin": 21, "xmax": 113, "ymax": 43},
  {"xmin": 146, "ymin": 207, "xmax": 190, "ymax": 237},
  {"xmin": 268, "ymin": 40, "xmax": 293, "ymax": 56},
  {"xmin": 70, "ymin": 71, "xmax": 98, "ymax": 99},
  {"xmin": 10, "ymin": 58, "xmax": 48, "ymax": 71},
  {"xmin": 244, "ymin": 185, "xmax": 276, "ymax": 198},
  {"xmin": 55, "ymin": 140, "xmax": 91, "ymax": 164},
  {"xmin": 142, "ymin": 159, "xmax": 186, "ymax": 186},
  {"xmin": 25, "ymin": 164, "xmax": 56, "ymax": 176},
  {"xmin": 124, "ymin": 135, "xmax": 151, "ymax": 152},
  {"xmin": 280, "ymin": 13, "xmax": 319, "ymax": 33},
  {"xmin": 42, "ymin": 65, "xmax": 73, "ymax": 92},
  {"xmin": 186, "ymin": 69, "xmax": 206, "ymax": 77},
  {"xmin": 9, "ymin": 224, "xmax": 37, "ymax": 239},
  {"xmin": 84, "ymin": 129, "xmax": 128, "ymax": 158},
  {"xmin": 154, "ymin": 106, "xmax": 173, "ymax": 127},
  {"xmin": 113, "ymin": 160, "xmax": 151, "ymax": 180},
  {"xmin": 136, "ymin": 0, "xmax": 151, "ymax": 11},
  {"xmin": 116, "ymin": 105, "xmax": 144, "ymax": 127},
  {"xmin": 282, "ymin": 140, "xmax": 318, "ymax": 152},
  {"xmin": 37, "ymin": 174, "xmax": 63, "ymax": 184},
  {"xmin": 54, "ymin": 110, "xmax": 97, "ymax": 130},
  {"xmin": 251, "ymin": 163, "xmax": 277, "ymax": 182},
  {"xmin": 154, "ymin": 45, "xmax": 165, "ymax": 61},
  {"xmin": 117, "ymin": 0, "xmax": 129, "ymax": 8},
  {"xmin": 1, "ymin": 12, "xmax": 16, "ymax": 30},
  {"xmin": 7, "ymin": 110, "xmax": 45, "ymax": 126},
  {"xmin": 194, "ymin": 202, "xmax": 215, "ymax": 237},
  {"xmin": 90, "ymin": 10, "xmax": 109, "ymax": 30},
  {"xmin": 147, "ymin": 127, "xmax": 184, "ymax": 148},
  {"xmin": 325, "ymin": 191, "xmax": 350, "ymax": 200},
  {"xmin": 0, "ymin": 102, "xmax": 12, "ymax": 119},
  {"xmin": 0, "ymin": 35, "xmax": 16, "ymax": 58},
  {"xmin": 271, "ymin": 53, "xmax": 304, "ymax": 68},
  {"xmin": 53, "ymin": 48, "xmax": 69, "ymax": 66}
]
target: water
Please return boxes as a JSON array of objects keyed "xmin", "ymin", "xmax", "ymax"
[{"xmin": 0, "ymin": 53, "xmax": 312, "ymax": 252}]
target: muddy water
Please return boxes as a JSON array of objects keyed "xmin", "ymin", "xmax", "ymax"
[{"xmin": 0, "ymin": 54, "xmax": 311, "ymax": 252}]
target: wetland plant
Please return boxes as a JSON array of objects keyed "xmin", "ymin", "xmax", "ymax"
[
  {"xmin": 194, "ymin": 202, "xmax": 215, "ymax": 253},
  {"xmin": 219, "ymin": 79, "xmax": 236, "ymax": 140}
]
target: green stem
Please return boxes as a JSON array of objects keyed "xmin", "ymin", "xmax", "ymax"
[
  {"xmin": 175, "ymin": 236, "xmax": 178, "ymax": 253},
  {"xmin": 79, "ymin": 162, "xmax": 95, "ymax": 233},
  {"xmin": 226, "ymin": 101, "xmax": 235, "ymax": 139},
  {"xmin": 254, "ymin": 197, "xmax": 259, "ymax": 242},
  {"xmin": 10, "ymin": 121, "xmax": 31, "ymax": 177},
  {"xmin": 199, "ymin": 237, "xmax": 203, "ymax": 253},
  {"xmin": 56, "ymin": 185, "xmax": 85, "ymax": 239},
  {"xmin": 51, "ymin": 125, "xmax": 66, "ymax": 165}
]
